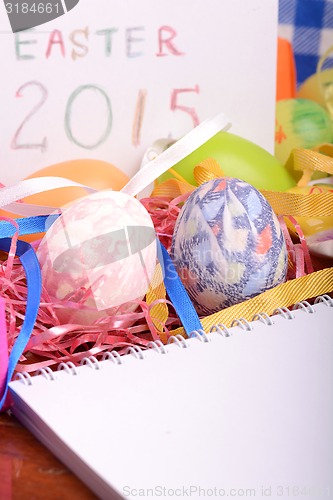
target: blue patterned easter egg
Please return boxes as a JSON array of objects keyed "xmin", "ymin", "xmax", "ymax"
[{"xmin": 171, "ymin": 178, "xmax": 288, "ymax": 315}]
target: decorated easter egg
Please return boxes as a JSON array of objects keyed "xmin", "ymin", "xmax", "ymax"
[
  {"xmin": 157, "ymin": 131, "xmax": 295, "ymax": 191},
  {"xmin": 297, "ymin": 69, "xmax": 333, "ymax": 110},
  {"xmin": 37, "ymin": 190, "xmax": 156, "ymax": 325},
  {"xmin": 171, "ymin": 178, "xmax": 288, "ymax": 315},
  {"xmin": 0, "ymin": 159, "xmax": 129, "ymax": 242},
  {"xmin": 275, "ymin": 99, "xmax": 333, "ymax": 165}
]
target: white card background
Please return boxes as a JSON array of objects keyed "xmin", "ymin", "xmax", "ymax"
[{"xmin": 0, "ymin": 0, "xmax": 278, "ymax": 185}]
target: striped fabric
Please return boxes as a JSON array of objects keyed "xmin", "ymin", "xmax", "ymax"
[{"xmin": 278, "ymin": 0, "xmax": 333, "ymax": 86}]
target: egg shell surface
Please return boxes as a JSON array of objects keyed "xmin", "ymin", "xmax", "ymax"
[
  {"xmin": 171, "ymin": 178, "xmax": 288, "ymax": 315},
  {"xmin": 37, "ymin": 190, "xmax": 156, "ymax": 325},
  {"xmin": 275, "ymin": 98, "xmax": 333, "ymax": 166}
]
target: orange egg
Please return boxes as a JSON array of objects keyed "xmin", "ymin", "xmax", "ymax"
[{"xmin": 0, "ymin": 159, "xmax": 130, "ymax": 242}]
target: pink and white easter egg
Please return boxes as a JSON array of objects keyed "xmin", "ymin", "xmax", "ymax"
[{"xmin": 37, "ymin": 190, "xmax": 157, "ymax": 324}]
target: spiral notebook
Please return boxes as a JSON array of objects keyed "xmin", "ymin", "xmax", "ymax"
[{"xmin": 8, "ymin": 298, "xmax": 333, "ymax": 500}]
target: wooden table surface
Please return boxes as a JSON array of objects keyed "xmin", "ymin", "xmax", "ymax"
[{"xmin": 0, "ymin": 411, "xmax": 98, "ymax": 500}]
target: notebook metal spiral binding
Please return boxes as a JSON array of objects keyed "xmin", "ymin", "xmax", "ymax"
[
  {"xmin": 209, "ymin": 324, "xmax": 231, "ymax": 337},
  {"xmin": 190, "ymin": 329, "xmax": 210, "ymax": 343},
  {"xmin": 293, "ymin": 301, "xmax": 315, "ymax": 314},
  {"xmin": 272, "ymin": 306, "xmax": 294, "ymax": 320},
  {"xmin": 231, "ymin": 317, "xmax": 253, "ymax": 331},
  {"xmin": 168, "ymin": 334, "xmax": 189, "ymax": 348},
  {"xmin": 314, "ymin": 294, "xmax": 333, "ymax": 306},
  {"xmin": 13, "ymin": 295, "xmax": 333, "ymax": 385},
  {"xmin": 58, "ymin": 361, "xmax": 78, "ymax": 375},
  {"xmin": 147, "ymin": 340, "xmax": 168, "ymax": 354},
  {"xmin": 36, "ymin": 366, "xmax": 57, "ymax": 381}
]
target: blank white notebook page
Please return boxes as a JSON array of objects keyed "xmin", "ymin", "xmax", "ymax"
[{"xmin": 9, "ymin": 300, "xmax": 333, "ymax": 500}]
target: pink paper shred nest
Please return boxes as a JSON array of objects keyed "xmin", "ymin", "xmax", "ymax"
[{"xmin": 0, "ymin": 194, "xmax": 313, "ymax": 374}]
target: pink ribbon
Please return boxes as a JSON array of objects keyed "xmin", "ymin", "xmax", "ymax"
[{"xmin": 0, "ymin": 297, "xmax": 8, "ymax": 405}]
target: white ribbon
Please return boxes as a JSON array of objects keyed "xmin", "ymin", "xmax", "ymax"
[
  {"xmin": 121, "ymin": 113, "xmax": 231, "ymax": 197},
  {"xmin": 2, "ymin": 202, "xmax": 61, "ymax": 216},
  {"xmin": 0, "ymin": 177, "xmax": 96, "ymax": 212}
]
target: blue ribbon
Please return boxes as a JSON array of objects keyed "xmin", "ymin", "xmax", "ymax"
[
  {"xmin": 0, "ymin": 238, "xmax": 42, "ymax": 410},
  {"xmin": 0, "ymin": 215, "xmax": 58, "ymax": 239},
  {"xmin": 158, "ymin": 242, "xmax": 202, "ymax": 335}
]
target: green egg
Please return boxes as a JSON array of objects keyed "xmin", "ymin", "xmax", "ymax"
[
  {"xmin": 158, "ymin": 131, "xmax": 295, "ymax": 192},
  {"xmin": 275, "ymin": 98, "xmax": 333, "ymax": 166}
]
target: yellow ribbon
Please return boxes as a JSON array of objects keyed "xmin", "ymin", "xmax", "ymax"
[
  {"xmin": 193, "ymin": 158, "xmax": 225, "ymax": 184},
  {"xmin": 261, "ymin": 190, "xmax": 333, "ymax": 217},
  {"xmin": 286, "ymin": 148, "xmax": 333, "ymax": 186},
  {"xmin": 156, "ymin": 156, "xmax": 333, "ymax": 219},
  {"xmin": 152, "ymin": 178, "xmax": 193, "ymax": 199},
  {"xmin": 163, "ymin": 267, "xmax": 333, "ymax": 340},
  {"xmin": 313, "ymin": 143, "xmax": 333, "ymax": 157},
  {"xmin": 145, "ymin": 263, "xmax": 169, "ymax": 333}
]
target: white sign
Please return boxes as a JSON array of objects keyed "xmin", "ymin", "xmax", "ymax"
[{"xmin": 0, "ymin": 0, "xmax": 278, "ymax": 185}]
